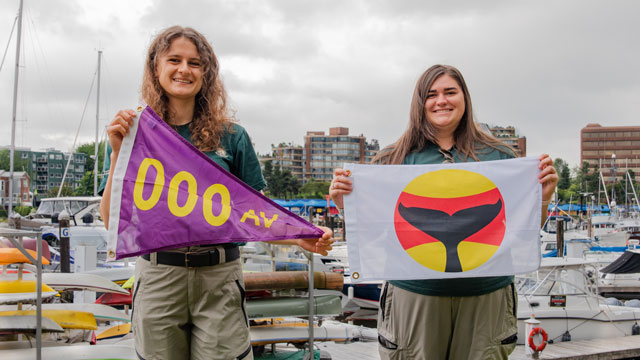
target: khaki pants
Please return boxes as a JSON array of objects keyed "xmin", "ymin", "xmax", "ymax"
[
  {"xmin": 377, "ymin": 283, "xmax": 517, "ymax": 360},
  {"xmin": 132, "ymin": 256, "xmax": 253, "ymax": 360}
]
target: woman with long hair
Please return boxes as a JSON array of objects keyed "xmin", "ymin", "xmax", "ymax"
[
  {"xmin": 100, "ymin": 26, "xmax": 333, "ymax": 360},
  {"xmin": 330, "ymin": 64, "xmax": 558, "ymax": 359}
]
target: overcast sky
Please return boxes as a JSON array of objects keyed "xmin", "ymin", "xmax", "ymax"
[{"xmin": 1, "ymin": 0, "xmax": 639, "ymax": 169}]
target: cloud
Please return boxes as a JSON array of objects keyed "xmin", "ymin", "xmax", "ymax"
[{"xmin": 1, "ymin": 0, "xmax": 639, "ymax": 170}]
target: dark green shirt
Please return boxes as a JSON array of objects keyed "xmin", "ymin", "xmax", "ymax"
[
  {"xmin": 99, "ymin": 122, "xmax": 267, "ymax": 247},
  {"xmin": 390, "ymin": 141, "xmax": 516, "ymax": 296}
]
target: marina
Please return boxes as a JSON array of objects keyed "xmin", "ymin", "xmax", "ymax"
[{"xmin": 1, "ymin": 1, "xmax": 640, "ymax": 358}]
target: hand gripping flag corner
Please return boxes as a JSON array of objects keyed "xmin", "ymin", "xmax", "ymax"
[
  {"xmin": 343, "ymin": 158, "xmax": 542, "ymax": 282},
  {"xmin": 107, "ymin": 105, "xmax": 323, "ymax": 260}
]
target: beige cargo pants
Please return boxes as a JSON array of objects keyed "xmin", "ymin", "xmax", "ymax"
[
  {"xmin": 377, "ymin": 282, "xmax": 518, "ymax": 360},
  {"xmin": 132, "ymin": 256, "xmax": 253, "ymax": 360}
]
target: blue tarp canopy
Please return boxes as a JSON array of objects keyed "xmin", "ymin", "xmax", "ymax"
[{"xmin": 272, "ymin": 198, "xmax": 336, "ymax": 216}]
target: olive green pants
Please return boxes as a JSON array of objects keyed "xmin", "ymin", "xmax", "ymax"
[
  {"xmin": 377, "ymin": 282, "xmax": 517, "ymax": 360},
  {"xmin": 132, "ymin": 256, "xmax": 253, "ymax": 360}
]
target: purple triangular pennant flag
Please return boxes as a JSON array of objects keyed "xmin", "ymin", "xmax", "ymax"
[{"xmin": 107, "ymin": 105, "xmax": 323, "ymax": 260}]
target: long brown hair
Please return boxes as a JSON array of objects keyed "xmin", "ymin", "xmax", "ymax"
[
  {"xmin": 141, "ymin": 26, "xmax": 232, "ymax": 151},
  {"xmin": 373, "ymin": 64, "xmax": 514, "ymax": 164}
]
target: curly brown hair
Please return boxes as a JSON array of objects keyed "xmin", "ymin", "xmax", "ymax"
[
  {"xmin": 373, "ymin": 64, "xmax": 515, "ymax": 164},
  {"xmin": 141, "ymin": 26, "xmax": 233, "ymax": 151}
]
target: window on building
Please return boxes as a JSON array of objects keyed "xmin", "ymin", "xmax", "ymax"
[{"xmin": 56, "ymin": 154, "xmax": 62, "ymax": 160}]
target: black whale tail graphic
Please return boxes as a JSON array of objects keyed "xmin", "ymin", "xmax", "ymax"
[{"xmin": 398, "ymin": 199, "xmax": 503, "ymax": 272}]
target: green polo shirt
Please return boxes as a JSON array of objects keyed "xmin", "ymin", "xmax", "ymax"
[{"xmin": 390, "ymin": 142, "xmax": 516, "ymax": 297}]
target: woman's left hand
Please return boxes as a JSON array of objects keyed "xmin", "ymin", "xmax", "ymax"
[
  {"xmin": 296, "ymin": 226, "xmax": 334, "ymax": 256},
  {"xmin": 538, "ymin": 154, "xmax": 559, "ymax": 202}
]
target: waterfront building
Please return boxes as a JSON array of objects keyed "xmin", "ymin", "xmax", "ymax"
[
  {"xmin": 479, "ymin": 124, "xmax": 527, "ymax": 157},
  {"xmin": 580, "ymin": 123, "xmax": 640, "ymax": 181},
  {"xmin": 262, "ymin": 128, "xmax": 379, "ymax": 183},
  {"xmin": 0, "ymin": 146, "xmax": 88, "ymax": 195},
  {"xmin": 269, "ymin": 143, "xmax": 304, "ymax": 179},
  {"xmin": 0, "ymin": 170, "xmax": 31, "ymax": 208},
  {"xmin": 304, "ymin": 127, "xmax": 379, "ymax": 182}
]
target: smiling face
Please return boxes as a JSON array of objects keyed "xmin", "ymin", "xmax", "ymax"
[
  {"xmin": 424, "ymin": 74, "xmax": 466, "ymax": 138},
  {"xmin": 155, "ymin": 36, "xmax": 203, "ymax": 103}
]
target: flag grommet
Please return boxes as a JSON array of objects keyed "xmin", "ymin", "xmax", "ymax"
[
  {"xmin": 345, "ymin": 170, "xmax": 352, "ymax": 177},
  {"xmin": 108, "ymin": 250, "xmax": 116, "ymax": 259},
  {"xmin": 136, "ymin": 105, "xmax": 144, "ymax": 112},
  {"xmin": 352, "ymin": 272, "xmax": 360, "ymax": 279}
]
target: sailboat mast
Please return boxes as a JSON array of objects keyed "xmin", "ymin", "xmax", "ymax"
[
  {"xmin": 8, "ymin": 0, "xmax": 23, "ymax": 217},
  {"xmin": 94, "ymin": 50, "xmax": 102, "ymax": 196}
]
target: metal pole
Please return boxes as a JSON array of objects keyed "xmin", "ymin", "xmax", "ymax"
[
  {"xmin": 36, "ymin": 230, "xmax": 42, "ymax": 360},
  {"xmin": 93, "ymin": 50, "xmax": 101, "ymax": 196},
  {"xmin": 59, "ymin": 210, "xmax": 71, "ymax": 273},
  {"xmin": 306, "ymin": 252, "xmax": 315, "ymax": 360},
  {"xmin": 8, "ymin": 0, "xmax": 24, "ymax": 218},
  {"xmin": 556, "ymin": 218, "xmax": 565, "ymax": 257}
]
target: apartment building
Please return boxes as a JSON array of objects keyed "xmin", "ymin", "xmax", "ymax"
[{"xmin": 580, "ymin": 123, "xmax": 640, "ymax": 181}]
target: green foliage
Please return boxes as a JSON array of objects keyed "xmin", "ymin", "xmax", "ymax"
[
  {"xmin": 46, "ymin": 185, "xmax": 75, "ymax": 198},
  {"xmin": 76, "ymin": 141, "xmax": 106, "ymax": 174},
  {"xmin": 13, "ymin": 205, "xmax": 32, "ymax": 216},
  {"xmin": 299, "ymin": 180, "xmax": 331, "ymax": 199},
  {"xmin": 262, "ymin": 162, "xmax": 301, "ymax": 199},
  {"xmin": 0, "ymin": 207, "xmax": 7, "ymax": 219},
  {"xmin": 74, "ymin": 171, "xmax": 95, "ymax": 196},
  {"xmin": 554, "ymin": 158, "xmax": 571, "ymax": 190},
  {"xmin": 0, "ymin": 149, "xmax": 30, "ymax": 172}
]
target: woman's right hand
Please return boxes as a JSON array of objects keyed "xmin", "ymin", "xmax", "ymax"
[
  {"xmin": 106, "ymin": 109, "xmax": 137, "ymax": 155},
  {"xmin": 329, "ymin": 168, "xmax": 353, "ymax": 209}
]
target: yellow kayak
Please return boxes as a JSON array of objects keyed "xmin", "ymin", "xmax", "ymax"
[
  {"xmin": 0, "ymin": 309, "xmax": 97, "ymax": 330},
  {"xmin": 96, "ymin": 323, "xmax": 131, "ymax": 340},
  {"xmin": 0, "ymin": 248, "xmax": 50, "ymax": 265},
  {"xmin": 0, "ymin": 280, "xmax": 58, "ymax": 304}
]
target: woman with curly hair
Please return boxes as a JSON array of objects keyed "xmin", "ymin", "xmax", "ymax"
[{"xmin": 99, "ymin": 26, "xmax": 333, "ymax": 360}]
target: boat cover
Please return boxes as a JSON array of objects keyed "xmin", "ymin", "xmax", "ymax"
[{"xmin": 601, "ymin": 250, "xmax": 640, "ymax": 274}]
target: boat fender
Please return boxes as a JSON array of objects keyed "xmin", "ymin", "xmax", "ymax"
[
  {"xmin": 633, "ymin": 323, "xmax": 640, "ymax": 336},
  {"xmin": 527, "ymin": 327, "xmax": 548, "ymax": 353}
]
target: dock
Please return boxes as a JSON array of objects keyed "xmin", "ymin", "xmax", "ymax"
[
  {"xmin": 509, "ymin": 335, "xmax": 640, "ymax": 359},
  {"xmin": 598, "ymin": 284, "xmax": 640, "ymax": 300},
  {"xmin": 282, "ymin": 335, "xmax": 640, "ymax": 360}
]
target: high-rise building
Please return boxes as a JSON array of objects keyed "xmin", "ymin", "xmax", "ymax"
[
  {"xmin": 259, "ymin": 128, "xmax": 379, "ymax": 183},
  {"xmin": 304, "ymin": 127, "xmax": 379, "ymax": 182},
  {"xmin": 580, "ymin": 123, "xmax": 640, "ymax": 181}
]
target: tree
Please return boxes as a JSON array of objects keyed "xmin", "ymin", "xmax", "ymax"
[
  {"xmin": 76, "ymin": 141, "xmax": 106, "ymax": 175},
  {"xmin": 299, "ymin": 179, "xmax": 331, "ymax": 199},
  {"xmin": 74, "ymin": 171, "xmax": 95, "ymax": 196},
  {"xmin": 554, "ymin": 158, "xmax": 571, "ymax": 190},
  {"xmin": 0, "ymin": 149, "xmax": 30, "ymax": 172},
  {"xmin": 46, "ymin": 185, "xmax": 74, "ymax": 198}
]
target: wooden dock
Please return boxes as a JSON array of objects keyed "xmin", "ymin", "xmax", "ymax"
[{"xmin": 509, "ymin": 335, "xmax": 640, "ymax": 359}]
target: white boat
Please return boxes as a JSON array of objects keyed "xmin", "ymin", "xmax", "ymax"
[
  {"xmin": 0, "ymin": 315, "xmax": 63, "ymax": 334},
  {"xmin": 41, "ymin": 272, "xmax": 129, "ymax": 295},
  {"xmin": 517, "ymin": 257, "xmax": 640, "ymax": 345},
  {"xmin": 250, "ymin": 319, "xmax": 376, "ymax": 346}
]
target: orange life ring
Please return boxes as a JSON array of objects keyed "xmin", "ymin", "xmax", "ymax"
[{"xmin": 528, "ymin": 327, "xmax": 548, "ymax": 352}]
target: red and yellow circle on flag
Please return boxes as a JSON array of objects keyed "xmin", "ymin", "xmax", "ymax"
[{"xmin": 394, "ymin": 169, "xmax": 506, "ymax": 272}]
